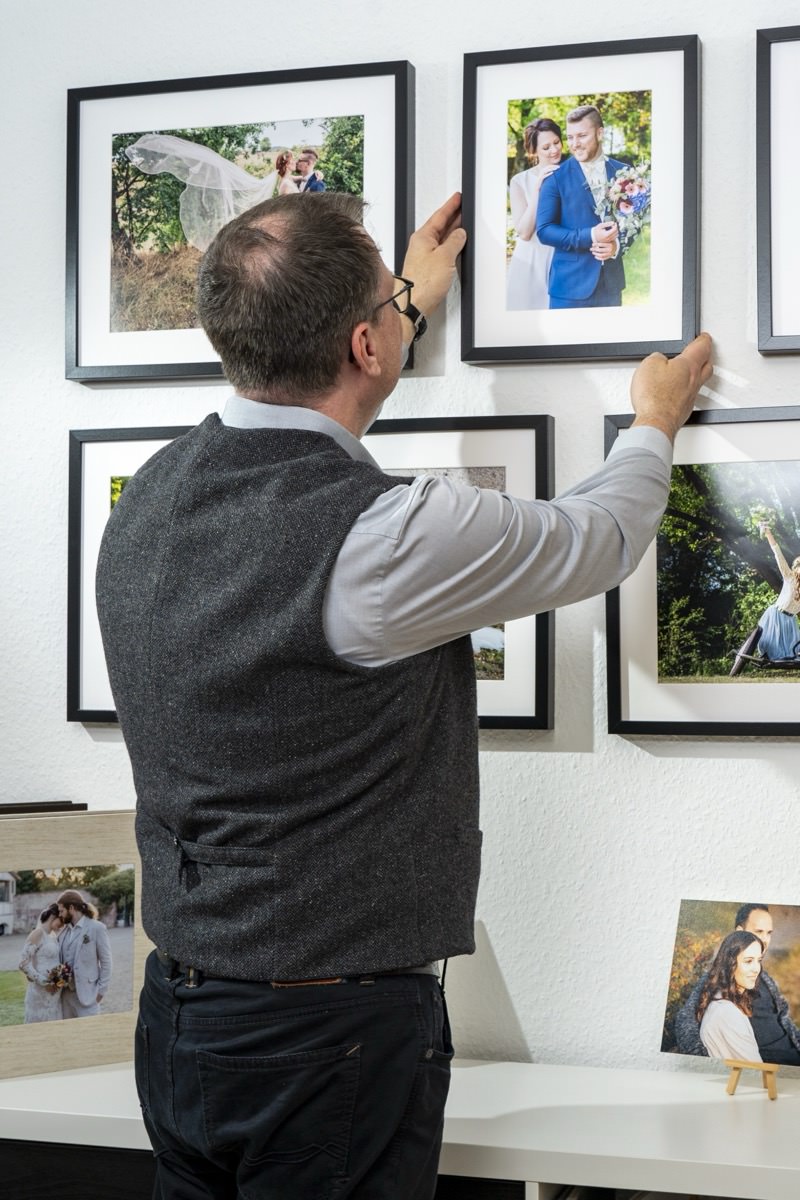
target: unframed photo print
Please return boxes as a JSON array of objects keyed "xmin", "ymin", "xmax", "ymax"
[{"xmin": 662, "ymin": 899, "xmax": 800, "ymax": 1067}]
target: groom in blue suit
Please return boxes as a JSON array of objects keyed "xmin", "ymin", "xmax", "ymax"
[{"xmin": 537, "ymin": 105, "xmax": 626, "ymax": 308}]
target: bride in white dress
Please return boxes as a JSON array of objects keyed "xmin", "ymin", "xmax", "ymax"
[
  {"xmin": 506, "ymin": 118, "xmax": 563, "ymax": 311},
  {"xmin": 19, "ymin": 905, "xmax": 65, "ymax": 1023}
]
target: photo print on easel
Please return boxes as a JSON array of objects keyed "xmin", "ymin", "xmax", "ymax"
[{"xmin": 662, "ymin": 899, "xmax": 800, "ymax": 1069}]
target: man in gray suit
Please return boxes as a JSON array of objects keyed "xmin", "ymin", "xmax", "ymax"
[
  {"xmin": 57, "ymin": 889, "xmax": 112, "ymax": 1018},
  {"xmin": 96, "ymin": 189, "xmax": 712, "ymax": 1199}
]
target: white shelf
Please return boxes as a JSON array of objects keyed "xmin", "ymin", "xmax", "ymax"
[
  {"xmin": 1, "ymin": 1058, "xmax": 799, "ymax": 1197},
  {"xmin": 441, "ymin": 1061, "xmax": 800, "ymax": 1199}
]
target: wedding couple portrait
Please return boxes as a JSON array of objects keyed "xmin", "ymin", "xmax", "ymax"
[
  {"xmin": 110, "ymin": 112, "xmax": 364, "ymax": 333},
  {"xmin": 506, "ymin": 91, "xmax": 652, "ymax": 312},
  {"xmin": 0, "ymin": 865, "xmax": 135, "ymax": 1028},
  {"xmin": 18, "ymin": 891, "xmax": 112, "ymax": 1022}
]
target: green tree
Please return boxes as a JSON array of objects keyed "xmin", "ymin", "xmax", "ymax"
[
  {"xmin": 91, "ymin": 868, "xmax": 135, "ymax": 923},
  {"xmin": 110, "ymin": 475, "xmax": 130, "ymax": 511},
  {"xmin": 53, "ymin": 865, "xmax": 116, "ymax": 889},
  {"xmin": 318, "ymin": 115, "xmax": 364, "ymax": 194},
  {"xmin": 14, "ymin": 871, "xmax": 44, "ymax": 894},
  {"xmin": 657, "ymin": 461, "xmax": 800, "ymax": 677},
  {"xmin": 507, "ymin": 91, "xmax": 651, "ymax": 181}
]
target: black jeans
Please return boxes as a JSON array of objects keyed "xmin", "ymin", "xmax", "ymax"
[{"xmin": 136, "ymin": 951, "xmax": 453, "ymax": 1200}]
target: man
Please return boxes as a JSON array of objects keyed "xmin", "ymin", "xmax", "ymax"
[
  {"xmin": 56, "ymin": 889, "xmax": 112, "ymax": 1019},
  {"xmin": 297, "ymin": 152, "xmax": 325, "ymax": 191},
  {"xmin": 675, "ymin": 904, "xmax": 800, "ymax": 1064},
  {"xmin": 95, "ymin": 189, "xmax": 711, "ymax": 1199},
  {"xmin": 537, "ymin": 104, "xmax": 626, "ymax": 308}
]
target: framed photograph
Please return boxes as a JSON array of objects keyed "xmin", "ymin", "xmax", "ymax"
[
  {"xmin": 757, "ymin": 27, "xmax": 800, "ymax": 353},
  {"xmin": 0, "ymin": 810, "xmax": 149, "ymax": 1079},
  {"xmin": 662, "ymin": 898, "xmax": 800, "ymax": 1067},
  {"xmin": 68, "ymin": 426, "xmax": 191, "ymax": 721},
  {"xmin": 606, "ymin": 407, "xmax": 800, "ymax": 736},
  {"xmin": 366, "ymin": 416, "xmax": 555, "ymax": 729},
  {"xmin": 66, "ymin": 61, "xmax": 414, "ymax": 382},
  {"xmin": 69, "ymin": 417, "xmax": 555, "ymax": 729},
  {"xmin": 461, "ymin": 35, "xmax": 699, "ymax": 363}
]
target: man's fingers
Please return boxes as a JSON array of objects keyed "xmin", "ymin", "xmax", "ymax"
[
  {"xmin": 442, "ymin": 226, "xmax": 467, "ymax": 256},
  {"xmin": 679, "ymin": 332, "xmax": 713, "ymax": 387},
  {"xmin": 415, "ymin": 193, "xmax": 463, "ymax": 245}
]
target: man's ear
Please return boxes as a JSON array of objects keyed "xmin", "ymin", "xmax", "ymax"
[{"xmin": 348, "ymin": 321, "xmax": 382, "ymax": 377}]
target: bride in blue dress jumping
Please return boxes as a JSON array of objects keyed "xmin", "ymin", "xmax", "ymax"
[{"xmin": 756, "ymin": 522, "xmax": 800, "ymax": 659}]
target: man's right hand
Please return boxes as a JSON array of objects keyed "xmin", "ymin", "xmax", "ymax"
[
  {"xmin": 630, "ymin": 333, "xmax": 714, "ymax": 443},
  {"xmin": 401, "ymin": 193, "xmax": 467, "ymax": 322},
  {"xmin": 592, "ymin": 221, "xmax": 618, "ymax": 246}
]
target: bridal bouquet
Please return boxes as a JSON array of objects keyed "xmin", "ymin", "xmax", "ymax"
[
  {"xmin": 598, "ymin": 162, "xmax": 651, "ymax": 255},
  {"xmin": 46, "ymin": 962, "xmax": 73, "ymax": 990}
]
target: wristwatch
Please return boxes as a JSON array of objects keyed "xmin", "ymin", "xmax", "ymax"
[{"xmin": 401, "ymin": 301, "xmax": 427, "ymax": 343}]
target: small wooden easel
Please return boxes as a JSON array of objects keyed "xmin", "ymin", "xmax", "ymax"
[{"xmin": 724, "ymin": 1058, "xmax": 780, "ymax": 1100}]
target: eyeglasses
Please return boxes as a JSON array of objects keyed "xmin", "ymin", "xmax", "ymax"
[{"xmin": 374, "ymin": 275, "xmax": 414, "ymax": 316}]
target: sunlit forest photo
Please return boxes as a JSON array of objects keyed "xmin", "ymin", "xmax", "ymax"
[{"xmin": 657, "ymin": 460, "xmax": 800, "ymax": 681}]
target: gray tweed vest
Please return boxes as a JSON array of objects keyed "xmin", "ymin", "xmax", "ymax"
[{"xmin": 96, "ymin": 415, "xmax": 481, "ymax": 980}]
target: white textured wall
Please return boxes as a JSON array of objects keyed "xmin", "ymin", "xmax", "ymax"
[{"xmin": 2, "ymin": 0, "xmax": 799, "ymax": 1074}]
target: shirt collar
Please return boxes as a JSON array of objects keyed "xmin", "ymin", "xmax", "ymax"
[
  {"xmin": 221, "ymin": 394, "xmax": 380, "ymax": 469},
  {"xmin": 580, "ymin": 153, "xmax": 607, "ymax": 178}
]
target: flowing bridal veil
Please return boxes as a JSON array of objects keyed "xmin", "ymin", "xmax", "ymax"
[{"xmin": 125, "ymin": 134, "xmax": 278, "ymax": 252}]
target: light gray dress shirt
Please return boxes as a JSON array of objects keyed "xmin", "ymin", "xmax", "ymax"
[{"xmin": 221, "ymin": 395, "xmax": 672, "ymax": 667}]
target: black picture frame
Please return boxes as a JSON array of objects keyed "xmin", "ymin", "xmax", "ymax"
[
  {"xmin": 365, "ymin": 415, "xmax": 555, "ymax": 729},
  {"xmin": 67, "ymin": 426, "xmax": 191, "ymax": 721},
  {"xmin": 461, "ymin": 35, "xmax": 700, "ymax": 364},
  {"xmin": 65, "ymin": 61, "xmax": 415, "ymax": 383},
  {"xmin": 68, "ymin": 417, "xmax": 555, "ymax": 730},
  {"xmin": 756, "ymin": 27, "xmax": 800, "ymax": 353},
  {"xmin": 605, "ymin": 406, "xmax": 800, "ymax": 737}
]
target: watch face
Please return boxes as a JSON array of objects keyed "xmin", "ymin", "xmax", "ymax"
[{"xmin": 414, "ymin": 315, "xmax": 428, "ymax": 342}]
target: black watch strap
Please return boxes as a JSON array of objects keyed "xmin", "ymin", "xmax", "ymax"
[{"xmin": 402, "ymin": 301, "xmax": 427, "ymax": 343}]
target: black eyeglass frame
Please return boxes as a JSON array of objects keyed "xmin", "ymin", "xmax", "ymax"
[{"xmin": 374, "ymin": 275, "xmax": 415, "ymax": 315}]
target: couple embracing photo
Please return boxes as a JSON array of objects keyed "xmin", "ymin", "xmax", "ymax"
[
  {"xmin": 507, "ymin": 99, "xmax": 651, "ymax": 311},
  {"xmin": 18, "ymin": 889, "xmax": 112, "ymax": 1022}
]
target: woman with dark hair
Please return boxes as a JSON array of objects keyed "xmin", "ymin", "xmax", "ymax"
[
  {"xmin": 18, "ymin": 904, "xmax": 65, "ymax": 1023},
  {"xmin": 697, "ymin": 931, "xmax": 764, "ymax": 1061},
  {"xmin": 506, "ymin": 117, "xmax": 563, "ymax": 310},
  {"xmin": 756, "ymin": 524, "xmax": 800, "ymax": 660}
]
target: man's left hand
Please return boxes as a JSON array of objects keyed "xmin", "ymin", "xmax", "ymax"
[{"xmin": 401, "ymin": 193, "xmax": 467, "ymax": 324}]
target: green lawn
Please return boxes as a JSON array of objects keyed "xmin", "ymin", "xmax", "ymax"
[
  {"xmin": 622, "ymin": 224, "xmax": 650, "ymax": 307},
  {"xmin": 659, "ymin": 672, "xmax": 800, "ymax": 684},
  {"xmin": 0, "ymin": 970, "xmax": 26, "ymax": 1027}
]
